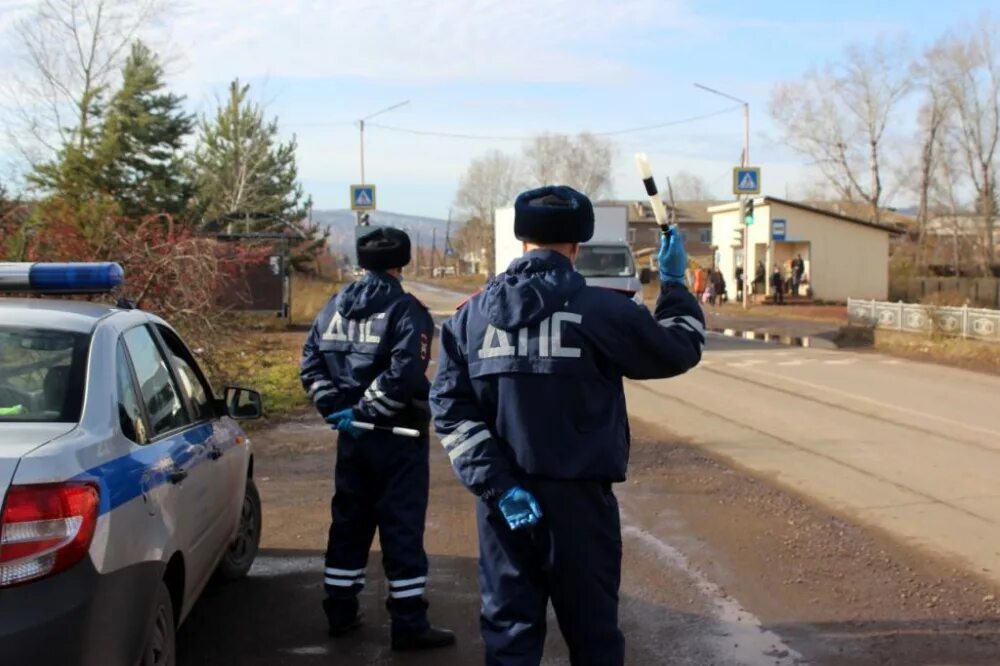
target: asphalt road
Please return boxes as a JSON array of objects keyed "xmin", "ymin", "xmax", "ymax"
[
  {"xmin": 627, "ymin": 332, "xmax": 1000, "ymax": 587},
  {"xmin": 174, "ymin": 282, "xmax": 1000, "ymax": 665}
]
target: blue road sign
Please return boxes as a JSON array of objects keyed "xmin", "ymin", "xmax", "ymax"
[
  {"xmin": 733, "ymin": 167, "xmax": 761, "ymax": 195},
  {"xmin": 772, "ymin": 218, "xmax": 787, "ymax": 241},
  {"xmin": 351, "ymin": 184, "xmax": 376, "ymax": 211}
]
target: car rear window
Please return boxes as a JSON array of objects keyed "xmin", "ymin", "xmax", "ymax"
[
  {"xmin": 0, "ymin": 326, "xmax": 89, "ymax": 423},
  {"xmin": 576, "ymin": 245, "xmax": 636, "ymax": 278}
]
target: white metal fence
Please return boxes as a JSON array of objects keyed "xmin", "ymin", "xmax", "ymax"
[{"xmin": 847, "ymin": 298, "xmax": 1000, "ymax": 343}]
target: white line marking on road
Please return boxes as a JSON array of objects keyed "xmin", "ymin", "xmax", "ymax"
[
  {"xmin": 621, "ymin": 516, "xmax": 801, "ymax": 665},
  {"xmin": 736, "ymin": 364, "xmax": 1000, "ymax": 439},
  {"xmin": 822, "ymin": 359, "xmax": 856, "ymax": 365},
  {"xmin": 727, "ymin": 359, "xmax": 767, "ymax": 368},
  {"xmin": 777, "ymin": 360, "xmax": 804, "ymax": 366}
]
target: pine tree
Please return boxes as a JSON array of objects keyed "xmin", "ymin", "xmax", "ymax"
[
  {"xmin": 29, "ymin": 94, "xmax": 107, "ymax": 204},
  {"xmin": 97, "ymin": 41, "xmax": 194, "ymax": 218},
  {"xmin": 190, "ymin": 79, "xmax": 308, "ymax": 232}
]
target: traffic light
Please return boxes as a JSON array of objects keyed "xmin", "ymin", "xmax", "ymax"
[
  {"xmin": 730, "ymin": 226, "xmax": 743, "ymax": 248},
  {"xmin": 743, "ymin": 198, "xmax": 754, "ymax": 225}
]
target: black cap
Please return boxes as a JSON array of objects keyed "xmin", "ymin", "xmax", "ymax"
[
  {"xmin": 514, "ymin": 185, "xmax": 595, "ymax": 243},
  {"xmin": 356, "ymin": 227, "xmax": 412, "ymax": 270}
]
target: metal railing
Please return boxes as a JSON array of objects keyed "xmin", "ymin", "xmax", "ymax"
[{"xmin": 847, "ymin": 298, "xmax": 1000, "ymax": 343}]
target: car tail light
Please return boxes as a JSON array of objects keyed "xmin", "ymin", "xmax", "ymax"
[{"xmin": 0, "ymin": 483, "xmax": 99, "ymax": 587}]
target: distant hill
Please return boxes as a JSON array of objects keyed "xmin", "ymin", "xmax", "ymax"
[{"xmin": 313, "ymin": 209, "xmax": 452, "ymax": 261}]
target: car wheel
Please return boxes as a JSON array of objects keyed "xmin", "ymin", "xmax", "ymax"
[
  {"xmin": 138, "ymin": 581, "xmax": 175, "ymax": 666},
  {"xmin": 215, "ymin": 479, "xmax": 262, "ymax": 581}
]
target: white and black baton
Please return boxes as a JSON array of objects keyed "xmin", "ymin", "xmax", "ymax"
[
  {"xmin": 353, "ymin": 421, "xmax": 421, "ymax": 438},
  {"xmin": 634, "ymin": 153, "xmax": 671, "ymax": 237}
]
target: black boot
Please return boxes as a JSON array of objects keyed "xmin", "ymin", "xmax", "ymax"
[
  {"xmin": 324, "ymin": 597, "xmax": 363, "ymax": 637},
  {"xmin": 391, "ymin": 626, "xmax": 456, "ymax": 651}
]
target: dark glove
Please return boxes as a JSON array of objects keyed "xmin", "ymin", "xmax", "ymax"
[
  {"xmin": 325, "ymin": 408, "xmax": 362, "ymax": 438},
  {"xmin": 497, "ymin": 486, "xmax": 543, "ymax": 531},
  {"xmin": 658, "ymin": 227, "xmax": 687, "ymax": 286}
]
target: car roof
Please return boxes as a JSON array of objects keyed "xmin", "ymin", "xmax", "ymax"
[{"xmin": 0, "ymin": 298, "xmax": 125, "ymax": 334}]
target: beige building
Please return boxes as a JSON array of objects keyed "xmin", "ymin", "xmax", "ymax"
[{"xmin": 709, "ymin": 197, "xmax": 901, "ymax": 302}]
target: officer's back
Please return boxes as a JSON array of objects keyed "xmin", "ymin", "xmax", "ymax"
[{"xmin": 303, "ymin": 270, "xmax": 430, "ymax": 430}]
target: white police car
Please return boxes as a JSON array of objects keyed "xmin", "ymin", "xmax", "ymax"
[{"xmin": 0, "ymin": 263, "xmax": 263, "ymax": 666}]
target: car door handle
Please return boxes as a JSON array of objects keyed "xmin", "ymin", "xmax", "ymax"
[
  {"xmin": 208, "ymin": 447, "xmax": 223, "ymax": 461},
  {"xmin": 167, "ymin": 467, "xmax": 188, "ymax": 485}
]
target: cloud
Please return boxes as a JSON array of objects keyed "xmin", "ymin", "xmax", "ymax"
[{"xmin": 163, "ymin": 0, "xmax": 699, "ymax": 89}]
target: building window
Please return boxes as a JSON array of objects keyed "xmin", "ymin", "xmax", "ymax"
[{"xmin": 699, "ymin": 229, "xmax": 712, "ymax": 244}]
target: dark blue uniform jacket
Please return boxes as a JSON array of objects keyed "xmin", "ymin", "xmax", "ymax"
[
  {"xmin": 429, "ymin": 250, "xmax": 704, "ymax": 501},
  {"xmin": 301, "ymin": 272, "xmax": 434, "ymax": 429}
]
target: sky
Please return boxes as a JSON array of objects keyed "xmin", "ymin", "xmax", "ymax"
[{"xmin": 0, "ymin": 0, "xmax": 997, "ymax": 218}]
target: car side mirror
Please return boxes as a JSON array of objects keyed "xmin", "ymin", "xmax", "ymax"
[
  {"xmin": 225, "ymin": 387, "xmax": 263, "ymax": 420},
  {"xmin": 639, "ymin": 267, "xmax": 652, "ymax": 285}
]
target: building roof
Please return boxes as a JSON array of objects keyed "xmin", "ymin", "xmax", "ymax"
[
  {"xmin": 707, "ymin": 196, "xmax": 904, "ymax": 234},
  {"xmin": 801, "ymin": 200, "xmax": 917, "ymax": 230}
]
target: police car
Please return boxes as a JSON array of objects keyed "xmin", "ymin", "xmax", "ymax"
[{"xmin": 0, "ymin": 263, "xmax": 263, "ymax": 666}]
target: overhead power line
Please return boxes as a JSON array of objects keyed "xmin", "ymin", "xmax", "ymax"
[{"xmin": 287, "ymin": 105, "xmax": 742, "ymax": 140}]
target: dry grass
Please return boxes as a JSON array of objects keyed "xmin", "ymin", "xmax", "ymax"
[
  {"xmin": 870, "ymin": 329, "xmax": 1000, "ymax": 375},
  {"xmin": 290, "ymin": 276, "xmax": 338, "ymax": 326},
  {"xmin": 199, "ymin": 276, "xmax": 340, "ymax": 421}
]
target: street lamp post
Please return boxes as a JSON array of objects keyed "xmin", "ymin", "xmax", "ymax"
[
  {"xmin": 695, "ymin": 83, "xmax": 751, "ymax": 309},
  {"xmin": 356, "ymin": 100, "xmax": 410, "ymax": 225}
]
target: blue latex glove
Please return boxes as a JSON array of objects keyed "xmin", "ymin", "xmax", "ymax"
[
  {"xmin": 497, "ymin": 486, "xmax": 543, "ymax": 531},
  {"xmin": 658, "ymin": 227, "xmax": 687, "ymax": 286},
  {"xmin": 325, "ymin": 408, "xmax": 362, "ymax": 438}
]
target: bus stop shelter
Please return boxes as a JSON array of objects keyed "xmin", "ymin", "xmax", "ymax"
[{"xmin": 709, "ymin": 197, "xmax": 901, "ymax": 303}]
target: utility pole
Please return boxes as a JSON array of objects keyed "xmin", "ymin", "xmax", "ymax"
[
  {"xmin": 355, "ymin": 100, "xmax": 410, "ymax": 226},
  {"xmin": 431, "ymin": 227, "xmax": 437, "ymax": 277},
  {"xmin": 695, "ymin": 83, "xmax": 751, "ymax": 309},
  {"xmin": 415, "ymin": 230, "xmax": 421, "ymax": 275}
]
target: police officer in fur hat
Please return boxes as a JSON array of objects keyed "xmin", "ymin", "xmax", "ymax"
[
  {"xmin": 301, "ymin": 226, "xmax": 454, "ymax": 650},
  {"xmin": 430, "ymin": 186, "xmax": 704, "ymax": 665}
]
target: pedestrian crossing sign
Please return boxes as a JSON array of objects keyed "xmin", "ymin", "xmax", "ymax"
[
  {"xmin": 732, "ymin": 167, "xmax": 761, "ymax": 195},
  {"xmin": 351, "ymin": 185, "xmax": 376, "ymax": 211}
]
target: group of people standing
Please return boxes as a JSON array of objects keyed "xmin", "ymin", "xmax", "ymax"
[
  {"xmin": 692, "ymin": 265, "xmax": 727, "ymax": 306},
  {"xmin": 301, "ymin": 185, "xmax": 704, "ymax": 665},
  {"xmin": 769, "ymin": 254, "xmax": 807, "ymax": 305}
]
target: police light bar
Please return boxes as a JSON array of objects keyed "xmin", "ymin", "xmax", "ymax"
[{"xmin": 0, "ymin": 262, "xmax": 124, "ymax": 294}]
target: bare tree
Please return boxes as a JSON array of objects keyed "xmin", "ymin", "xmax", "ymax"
[
  {"xmin": 770, "ymin": 39, "xmax": 911, "ymax": 224},
  {"xmin": 455, "ymin": 150, "xmax": 524, "ymax": 224},
  {"xmin": 669, "ymin": 171, "xmax": 715, "ymax": 201},
  {"xmin": 911, "ymin": 48, "xmax": 952, "ymax": 259},
  {"xmin": 930, "ymin": 17, "xmax": 1000, "ymax": 266},
  {"xmin": 522, "ymin": 132, "xmax": 615, "ymax": 198},
  {"xmin": 454, "ymin": 150, "xmax": 524, "ymax": 272},
  {"xmin": 523, "ymin": 133, "xmax": 566, "ymax": 186},
  {"xmin": 3, "ymin": 0, "xmax": 163, "ymax": 164}
]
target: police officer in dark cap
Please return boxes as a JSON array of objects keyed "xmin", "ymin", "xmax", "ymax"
[
  {"xmin": 430, "ymin": 186, "xmax": 704, "ymax": 665},
  {"xmin": 301, "ymin": 226, "xmax": 455, "ymax": 650}
]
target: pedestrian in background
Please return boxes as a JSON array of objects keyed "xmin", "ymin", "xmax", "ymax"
[
  {"xmin": 300, "ymin": 227, "xmax": 455, "ymax": 651},
  {"xmin": 772, "ymin": 263, "xmax": 785, "ymax": 305},
  {"xmin": 430, "ymin": 185, "xmax": 704, "ymax": 665},
  {"xmin": 754, "ymin": 260, "xmax": 766, "ymax": 295},
  {"xmin": 792, "ymin": 254, "xmax": 805, "ymax": 297},
  {"xmin": 735, "ymin": 265, "xmax": 744, "ymax": 302},
  {"xmin": 693, "ymin": 265, "xmax": 707, "ymax": 301}
]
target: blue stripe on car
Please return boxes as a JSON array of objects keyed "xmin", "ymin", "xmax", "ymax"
[{"xmin": 73, "ymin": 423, "xmax": 217, "ymax": 515}]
